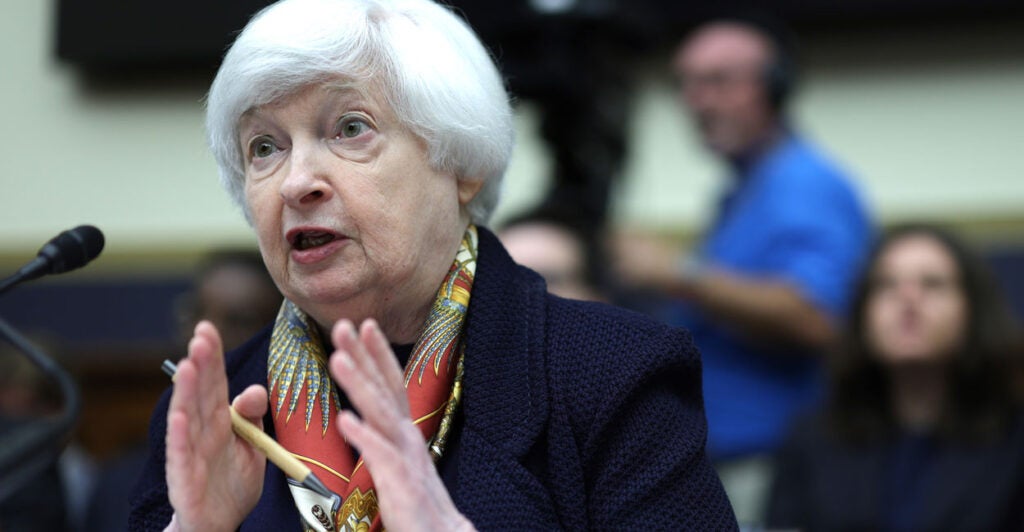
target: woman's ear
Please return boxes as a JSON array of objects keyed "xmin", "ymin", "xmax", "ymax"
[{"xmin": 456, "ymin": 177, "xmax": 485, "ymax": 206}]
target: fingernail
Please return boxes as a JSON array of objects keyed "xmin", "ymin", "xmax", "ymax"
[
  {"xmin": 334, "ymin": 319, "xmax": 352, "ymax": 340},
  {"xmin": 338, "ymin": 351, "xmax": 354, "ymax": 370}
]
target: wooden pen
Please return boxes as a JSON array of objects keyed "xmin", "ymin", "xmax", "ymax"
[{"xmin": 161, "ymin": 359, "xmax": 335, "ymax": 500}]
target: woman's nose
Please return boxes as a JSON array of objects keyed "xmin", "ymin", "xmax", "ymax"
[
  {"xmin": 279, "ymin": 143, "xmax": 332, "ymax": 207},
  {"xmin": 895, "ymin": 279, "xmax": 924, "ymax": 303}
]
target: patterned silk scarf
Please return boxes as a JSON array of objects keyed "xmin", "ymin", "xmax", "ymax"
[{"xmin": 268, "ymin": 226, "xmax": 478, "ymax": 532}]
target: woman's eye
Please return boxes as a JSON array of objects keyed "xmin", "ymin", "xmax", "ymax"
[
  {"xmin": 249, "ymin": 137, "xmax": 278, "ymax": 159},
  {"xmin": 921, "ymin": 274, "xmax": 953, "ymax": 292},
  {"xmin": 337, "ymin": 117, "xmax": 370, "ymax": 139},
  {"xmin": 869, "ymin": 276, "xmax": 895, "ymax": 294}
]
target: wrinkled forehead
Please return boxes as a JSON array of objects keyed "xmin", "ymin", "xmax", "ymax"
[
  {"xmin": 675, "ymin": 22, "xmax": 774, "ymax": 72},
  {"xmin": 237, "ymin": 78, "xmax": 391, "ymax": 132}
]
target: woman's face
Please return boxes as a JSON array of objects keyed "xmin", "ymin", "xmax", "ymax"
[
  {"xmin": 238, "ymin": 83, "xmax": 481, "ymax": 335},
  {"xmin": 864, "ymin": 234, "xmax": 968, "ymax": 366}
]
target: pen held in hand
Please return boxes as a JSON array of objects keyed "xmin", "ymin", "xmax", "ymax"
[{"xmin": 160, "ymin": 359, "xmax": 335, "ymax": 500}]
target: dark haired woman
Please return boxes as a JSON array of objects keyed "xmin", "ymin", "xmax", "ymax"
[{"xmin": 767, "ymin": 223, "xmax": 1024, "ymax": 531}]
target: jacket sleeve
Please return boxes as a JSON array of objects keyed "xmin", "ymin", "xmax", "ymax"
[{"xmin": 127, "ymin": 388, "xmax": 175, "ymax": 531}]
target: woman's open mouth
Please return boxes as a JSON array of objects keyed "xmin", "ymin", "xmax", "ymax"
[
  {"xmin": 286, "ymin": 228, "xmax": 347, "ymax": 264},
  {"xmin": 292, "ymin": 231, "xmax": 338, "ymax": 250}
]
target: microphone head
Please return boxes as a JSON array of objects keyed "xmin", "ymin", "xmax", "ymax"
[{"xmin": 37, "ymin": 225, "xmax": 105, "ymax": 274}]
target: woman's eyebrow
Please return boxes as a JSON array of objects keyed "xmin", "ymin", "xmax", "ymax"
[
  {"xmin": 320, "ymin": 83, "xmax": 381, "ymax": 112},
  {"xmin": 237, "ymin": 108, "xmax": 268, "ymax": 135}
]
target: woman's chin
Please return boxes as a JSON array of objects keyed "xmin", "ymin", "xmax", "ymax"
[
  {"xmin": 285, "ymin": 277, "xmax": 364, "ymax": 312},
  {"xmin": 877, "ymin": 346, "xmax": 950, "ymax": 368}
]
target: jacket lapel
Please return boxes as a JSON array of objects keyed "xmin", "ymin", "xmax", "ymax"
[
  {"xmin": 452, "ymin": 227, "xmax": 561, "ymax": 525},
  {"xmin": 460, "ymin": 227, "xmax": 550, "ymax": 458}
]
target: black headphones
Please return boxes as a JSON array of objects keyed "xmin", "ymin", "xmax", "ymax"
[
  {"xmin": 764, "ymin": 43, "xmax": 795, "ymax": 111},
  {"xmin": 704, "ymin": 11, "xmax": 799, "ymax": 111}
]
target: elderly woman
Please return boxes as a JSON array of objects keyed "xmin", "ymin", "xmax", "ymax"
[{"xmin": 128, "ymin": 0, "xmax": 734, "ymax": 530}]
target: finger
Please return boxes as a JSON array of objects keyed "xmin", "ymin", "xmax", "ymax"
[
  {"xmin": 331, "ymin": 320, "xmax": 393, "ymax": 410},
  {"xmin": 359, "ymin": 319, "xmax": 408, "ymax": 412},
  {"xmin": 331, "ymin": 320, "xmax": 386, "ymax": 391},
  {"xmin": 167, "ymin": 366, "xmax": 205, "ymax": 509},
  {"xmin": 195, "ymin": 319, "xmax": 224, "ymax": 355},
  {"xmin": 169, "ymin": 357, "xmax": 203, "ymax": 445},
  {"xmin": 166, "ymin": 407, "xmax": 193, "ymax": 477},
  {"xmin": 165, "ymin": 410, "xmax": 195, "ymax": 508},
  {"xmin": 231, "ymin": 384, "xmax": 269, "ymax": 428},
  {"xmin": 330, "ymin": 320, "xmax": 413, "ymax": 441},
  {"xmin": 337, "ymin": 410, "xmax": 405, "ymax": 482},
  {"xmin": 338, "ymin": 411, "xmax": 466, "ymax": 532},
  {"xmin": 330, "ymin": 348, "xmax": 408, "ymax": 443},
  {"xmin": 189, "ymin": 321, "xmax": 229, "ymax": 427}
]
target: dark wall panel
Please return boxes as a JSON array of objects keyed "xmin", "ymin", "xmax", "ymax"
[
  {"xmin": 0, "ymin": 277, "xmax": 190, "ymax": 352},
  {"xmin": 56, "ymin": 0, "xmax": 1024, "ymax": 69}
]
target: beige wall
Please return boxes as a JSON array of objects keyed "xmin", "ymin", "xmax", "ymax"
[{"xmin": 3, "ymin": 1, "xmax": 1022, "ymax": 264}]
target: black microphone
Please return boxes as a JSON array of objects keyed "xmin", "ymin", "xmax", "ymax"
[
  {"xmin": 0, "ymin": 225, "xmax": 105, "ymax": 295},
  {"xmin": 0, "ymin": 226, "xmax": 102, "ymax": 501}
]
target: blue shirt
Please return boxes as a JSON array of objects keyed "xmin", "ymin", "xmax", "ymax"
[{"xmin": 670, "ymin": 134, "xmax": 873, "ymax": 460}]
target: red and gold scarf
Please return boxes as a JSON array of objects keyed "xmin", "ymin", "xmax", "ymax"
[{"xmin": 268, "ymin": 226, "xmax": 477, "ymax": 532}]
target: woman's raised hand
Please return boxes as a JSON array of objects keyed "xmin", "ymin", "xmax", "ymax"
[
  {"xmin": 329, "ymin": 319, "xmax": 475, "ymax": 532},
  {"xmin": 163, "ymin": 321, "xmax": 268, "ymax": 532}
]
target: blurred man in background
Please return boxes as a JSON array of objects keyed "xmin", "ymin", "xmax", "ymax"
[
  {"xmin": 84, "ymin": 249, "xmax": 282, "ymax": 531},
  {"xmin": 615, "ymin": 14, "xmax": 873, "ymax": 525},
  {"xmin": 175, "ymin": 249, "xmax": 283, "ymax": 351},
  {"xmin": 499, "ymin": 208, "xmax": 607, "ymax": 302}
]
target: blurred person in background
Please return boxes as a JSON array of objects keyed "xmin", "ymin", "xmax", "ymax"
[
  {"xmin": 613, "ymin": 13, "xmax": 873, "ymax": 524},
  {"xmin": 767, "ymin": 223, "xmax": 1024, "ymax": 531},
  {"xmin": 84, "ymin": 249, "xmax": 281, "ymax": 531},
  {"xmin": 175, "ymin": 249, "xmax": 284, "ymax": 352},
  {"xmin": 0, "ymin": 346, "xmax": 73, "ymax": 532},
  {"xmin": 0, "ymin": 338, "xmax": 96, "ymax": 532},
  {"xmin": 498, "ymin": 207, "xmax": 607, "ymax": 302}
]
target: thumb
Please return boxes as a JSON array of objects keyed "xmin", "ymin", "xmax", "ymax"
[{"xmin": 232, "ymin": 384, "xmax": 269, "ymax": 428}]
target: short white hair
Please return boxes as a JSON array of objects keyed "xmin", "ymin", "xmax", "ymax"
[{"xmin": 205, "ymin": 0, "xmax": 514, "ymax": 225}]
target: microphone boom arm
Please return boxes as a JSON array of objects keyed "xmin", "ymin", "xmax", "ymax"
[{"xmin": 0, "ymin": 316, "xmax": 82, "ymax": 503}]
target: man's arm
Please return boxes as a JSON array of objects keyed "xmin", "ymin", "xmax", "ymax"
[
  {"xmin": 678, "ymin": 269, "xmax": 836, "ymax": 350},
  {"xmin": 611, "ymin": 233, "xmax": 836, "ymax": 351}
]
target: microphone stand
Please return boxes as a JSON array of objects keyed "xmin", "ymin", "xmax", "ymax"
[
  {"xmin": 0, "ymin": 256, "xmax": 49, "ymax": 296},
  {"xmin": 0, "ymin": 315, "xmax": 82, "ymax": 503}
]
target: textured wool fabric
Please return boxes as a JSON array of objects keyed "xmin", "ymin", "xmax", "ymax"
[{"xmin": 128, "ymin": 227, "xmax": 736, "ymax": 531}]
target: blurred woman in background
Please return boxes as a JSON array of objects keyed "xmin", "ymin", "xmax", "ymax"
[{"xmin": 768, "ymin": 223, "xmax": 1024, "ymax": 531}]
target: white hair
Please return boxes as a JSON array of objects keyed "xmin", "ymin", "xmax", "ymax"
[{"xmin": 205, "ymin": 0, "xmax": 514, "ymax": 225}]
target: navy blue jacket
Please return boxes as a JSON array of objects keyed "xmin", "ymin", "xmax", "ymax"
[{"xmin": 129, "ymin": 227, "xmax": 736, "ymax": 530}]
